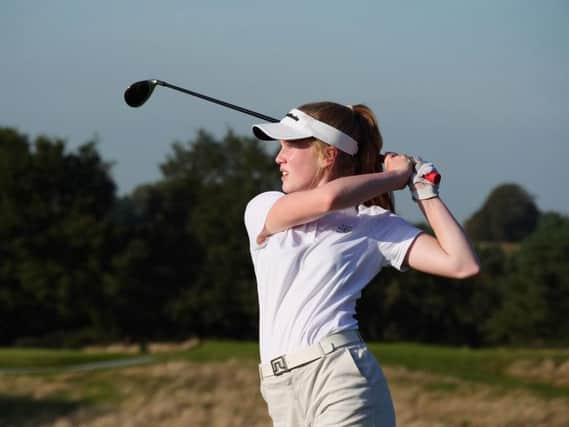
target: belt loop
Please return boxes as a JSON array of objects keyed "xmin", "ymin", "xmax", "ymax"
[
  {"xmin": 319, "ymin": 335, "xmax": 337, "ymax": 355},
  {"xmin": 318, "ymin": 340, "xmax": 332, "ymax": 355}
]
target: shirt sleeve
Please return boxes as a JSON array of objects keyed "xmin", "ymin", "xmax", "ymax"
[
  {"xmin": 372, "ymin": 211, "xmax": 422, "ymax": 271},
  {"xmin": 244, "ymin": 191, "xmax": 284, "ymax": 250}
]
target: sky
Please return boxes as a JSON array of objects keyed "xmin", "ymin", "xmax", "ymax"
[{"xmin": 1, "ymin": 0, "xmax": 567, "ymax": 223}]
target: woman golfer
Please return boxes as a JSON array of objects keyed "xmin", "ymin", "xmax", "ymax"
[{"xmin": 244, "ymin": 102, "xmax": 479, "ymax": 426}]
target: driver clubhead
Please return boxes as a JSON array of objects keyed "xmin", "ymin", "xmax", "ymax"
[{"xmin": 124, "ymin": 80, "xmax": 158, "ymax": 107}]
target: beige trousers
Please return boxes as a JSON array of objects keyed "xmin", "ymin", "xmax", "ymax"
[{"xmin": 260, "ymin": 342, "xmax": 396, "ymax": 427}]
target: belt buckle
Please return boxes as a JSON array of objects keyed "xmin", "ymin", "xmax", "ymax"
[{"xmin": 270, "ymin": 355, "xmax": 289, "ymax": 376}]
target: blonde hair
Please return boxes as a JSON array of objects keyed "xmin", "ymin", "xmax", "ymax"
[{"xmin": 299, "ymin": 102, "xmax": 394, "ymax": 211}]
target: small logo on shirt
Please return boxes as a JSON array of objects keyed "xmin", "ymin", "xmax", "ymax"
[{"xmin": 336, "ymin": 224, "xmax": 353, "ymax": 233}]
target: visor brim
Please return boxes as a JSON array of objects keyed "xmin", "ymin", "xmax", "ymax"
[{"xmin": 252, "ymin": 122, "xmax": 313, "ymax": 141}]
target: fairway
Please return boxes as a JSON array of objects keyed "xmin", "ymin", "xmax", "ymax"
[{"xmin": 1, "ymin": 341, "xmax": 568, "ymax": 427}]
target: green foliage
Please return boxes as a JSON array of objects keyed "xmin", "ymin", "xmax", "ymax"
[
  {"xmin": 1, "ymin": 125, "xmax": 567, "ymax": 348},
  {"xmin": 359, "ymin": 249, "xmax": 500, "ymax": 347},
  {"xmin": 104, "ymin": 180, "xmax": 203, "ymax": 344},
  {"xmin": 6, "ymin": 342, "xmax": 568, "ymax": 399},
  {"xmin": 465, "ymin": 183, "xmax": 540, "ymax": 242},
  {"xmin": 159, "ymin": 130, "xmax": 278, "ymax": 339},
  {"xmin": 485, "ymin": 212, "xmax": 569, "ymax": 345},
  {"xmin": 0, "ymin": 128, "xmax": 117, "ymax": 345},
  {"xmin": 367, "ymin": 342, "xmax": 569, "ymax": 398},
  {"xmin": 0, "ymin": 347, "xmax": 137, "ymax": 369},
  {"xmin": 153, "ymin": 340, "xmax": 260, "ymax": 363}
]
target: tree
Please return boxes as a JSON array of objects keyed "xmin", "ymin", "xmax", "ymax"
[
  {"xmin": 0, "ymin": 128, "xmax": 117, "ymax": 345},
  {"xmin": 485, "ymin": 212, "xmax": 569, "ymax": 345},
  {"xmin": 108, "ymin": 129, "xmax": 279, "ymax": 341},
  {"xmin": 104, "ymin": 181, "xmax": 204, "ymax": 345},
  {"xmin": 465, "ymin": 183, "xmax": 540, "ymax": 242},
  {"xmin": 358, "ymin": 238, "xmax": 508, "ymax": 347},
  {"xmin": 163, "ymin": 130, "xmax": 279, "ymax": 338}
]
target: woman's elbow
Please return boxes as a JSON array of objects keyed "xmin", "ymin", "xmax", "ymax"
[{"xmin": 453, "ymin": 260, "xmax": 480, "ymax": 279}]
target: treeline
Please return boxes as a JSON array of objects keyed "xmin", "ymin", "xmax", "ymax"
[{"xmin": 0, "ymin": 127, "xmax": 567, "ymax": 348}]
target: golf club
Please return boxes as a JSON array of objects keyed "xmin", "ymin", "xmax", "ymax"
[
  {"xmin": 124, "ymin": 79, "xmax": 440, "ymax": 184},
  {"xmin": 123, "ymin": 79, "xmax": 279, "ymax": 123}
]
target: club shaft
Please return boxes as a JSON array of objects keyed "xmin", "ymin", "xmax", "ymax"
[{"xmin": 155, "ymin": 80, "xmax": 279, "ymax": 123}]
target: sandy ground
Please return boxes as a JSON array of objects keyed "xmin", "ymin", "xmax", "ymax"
[{"xmin": 1, "ymin": 359, "xmax": 568, "ymax": 427}]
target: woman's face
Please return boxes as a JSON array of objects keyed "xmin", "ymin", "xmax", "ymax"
[{"xmin": 275, "ymin": 139, "xmax": 323, "ymax": 193}]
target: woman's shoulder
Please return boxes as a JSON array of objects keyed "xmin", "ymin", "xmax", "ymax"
[
  {"xmin": 247, "ymin": 191, "xmax": 284, "ymax": 209},
  {"xmin": 244, "ymin": 191, "xmax": 285, "ymax": 242},
  {"xmin": 244, "ymin": 191, "xmax": 285, "ymax": 222}
]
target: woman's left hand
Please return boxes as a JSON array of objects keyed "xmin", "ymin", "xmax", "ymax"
[
  {"xmin": 383, "ymin": 152, "xmax": 413, "ymax": 189},
  {"xmin": 408, "ymin": 156, "xmax": 440, "ymax": 201}
]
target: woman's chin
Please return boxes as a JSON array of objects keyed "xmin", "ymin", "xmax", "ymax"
[
  {"xmin": 282, "ymin": 185, "xmax": 295, "ymax": 194},
  {"xmin": 282, "ymin": 181, "xmax": 313, "ymax": 194}
]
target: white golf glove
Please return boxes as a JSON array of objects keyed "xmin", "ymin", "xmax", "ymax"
[{"xmin": 408, "ymin": 156, "xmax": 441, "ymax": 201}]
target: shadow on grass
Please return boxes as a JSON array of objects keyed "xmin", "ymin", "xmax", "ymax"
[{"xmin": 0, "ymin": 394, "xmax": 81, "ymax": 427}]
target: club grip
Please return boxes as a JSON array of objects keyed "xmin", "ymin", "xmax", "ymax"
[
  {"xmin": 423, "ymin": 171, "xmax": 441, "ymax": 185},
  {"xmin": 378, "ymin": 153, "xmax": 441, "ymax": 184}
]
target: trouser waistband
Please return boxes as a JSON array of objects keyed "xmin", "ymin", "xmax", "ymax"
[{"xmin": 259, "ymin": 330, "xmax": 363, "ymax": 378}]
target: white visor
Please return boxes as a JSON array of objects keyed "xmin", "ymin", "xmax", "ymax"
[{"xmin": 252, "ymin": 108, "xmax": 358, "ymax": 155}]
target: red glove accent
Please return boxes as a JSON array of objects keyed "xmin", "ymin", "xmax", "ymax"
[{"xmin": 423, "ymin": 171, "xmax": 441, "ymax": 185}]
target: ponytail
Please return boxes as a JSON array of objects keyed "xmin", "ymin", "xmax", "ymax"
[{"xmin": 351, "ymin": 105, "xmax": 394, "ymax": 211}]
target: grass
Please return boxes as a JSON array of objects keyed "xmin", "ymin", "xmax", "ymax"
[
  {"xmin": 152, "ymin": 340, "xmax": 259, "ymax": 363},
  {"xmin": 0, "ymin": 348, "xmax": 138, "ymax": 369},
  {"xmin": 151, "ymin": 340, "xmax": 569, "ymax": 398},
  {"xmin": 150, "ymin": 340, "xmax": 569, "ymax": 398},
  {"xmin": 0, "ymin": 395, "xmax": 82, "ymax": 427},
  {"xmin": 1, "ymin": 341, "xmax": 568, "ymax": 399},
  {"xmin": 369, "ymin": 342, "xmax": 569, "ymax": 398},
  {"xmin": 1, "ymin": 342, "xmax": 568, "ymax": 427}
]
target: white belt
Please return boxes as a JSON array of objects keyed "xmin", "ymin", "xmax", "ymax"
[{"xmin": 259, "ymin": 330, "xmax": 363, "ymax": 378}]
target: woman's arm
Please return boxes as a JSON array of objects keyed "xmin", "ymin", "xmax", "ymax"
[
  {"xmin": 257, "ymin": 154, "xmax": 411, "ymax": 244},
  {"xmin": 405, "ymin": 197, "xmax": 480, "ymax": 279}
]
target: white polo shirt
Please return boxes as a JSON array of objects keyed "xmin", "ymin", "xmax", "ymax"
[{"xmin": 244, "ymin": 191, "xmax": 422, "ymax": 363}]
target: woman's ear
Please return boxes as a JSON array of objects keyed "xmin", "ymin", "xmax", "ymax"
[{"xmin": 319, "ymin": 146, "xmax": 338, "ymax": 168}]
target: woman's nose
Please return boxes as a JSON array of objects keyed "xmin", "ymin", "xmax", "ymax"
[{"xmin": 275, "ymin": 148, "xmax": 285, "ymax": 164}]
